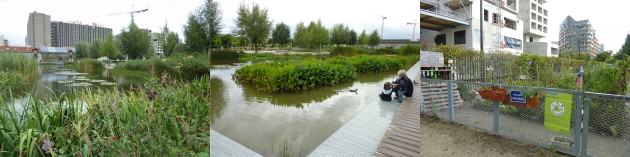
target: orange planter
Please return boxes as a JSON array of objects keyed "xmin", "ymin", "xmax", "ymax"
[{"xmin": 478, "ymin": 87, "xmax": 508, "ymax": 102}]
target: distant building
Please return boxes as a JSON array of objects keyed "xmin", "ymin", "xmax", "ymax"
[
  {"xmin": 379, "ymin": 39, "xmax": 418, "ymax": 48},
  {"xmin": 0, "ymin": 35, "xmax": 6, "ymax": 46},
  {"xmin": 51, "ymin": 21, "xmax": 112, "ymax": 47},
  {"xmin": 598, "ymin": 44, "xmax": 604, "ymax": 53},
  {"xmin": 26, "ymin": 11, "xmax": 51, "ymax": 48},
  {"xmin": 559, "ymin": 16, "xmax": 599, "ymax": 56},
  {"xmin": 151, "ymin": 33, "xmax": 164, "ymax": 57}
]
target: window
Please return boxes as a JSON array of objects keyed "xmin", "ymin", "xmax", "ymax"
[
  {"xmin": 454, "ymin": 30, "xmax": 466, "ymax": 44},
  {"xmin": 529, "ymin": 37, "xmax": 534, "ymax": 42},
  {"xmin": 504, "ymin": 18, "xmax": 516, "ymax": 30},
  {"xmin": 435, "ymin": 34, "xmax": 446, "ymax": 45},
  {"xmin": 538, "ymin": 7, "xmax": 543, "ymax": 13},
  {"xmin": 492, "ymin": 13, "xmax": 500, "ymax": 24},
  {"xmin": 504, "ymin": 36, "xmax": 522, "ymax": 49},
  {"xmin": 531, "ymin": 13, "xmax": 536, "ymax": 20},
  {"xmin": 531, "ymin": 3, "xmax": 536, "ymax": 10},
  {"xmin": 538, "ymin": 15, "xmax": 542, "ymax": 22},
  {"xmin": 543, "ymin": 18, "xmax": 548, "ymax": 24},
  {"xmin": 538, "ymin": 24, "xmax": 542, "ymax": 30},
  {"xmin": 531, "ymin": 22, "xmax": 536, "ymax": 28},
  {"xmin": 484, "ymin": 10, "xmax": 489, "ymax": 22},
  {"xmin": 543, "ymin": 27, "xmax": 548, "ymax": 33},
  {"xmin": 544, "ymin": 10, "xmax": 548, "ymax": 16}
]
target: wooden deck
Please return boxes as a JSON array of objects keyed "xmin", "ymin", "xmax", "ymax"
[{"xmin": 374, "ymin": 77, "xmax": 422, "ymax": 157}]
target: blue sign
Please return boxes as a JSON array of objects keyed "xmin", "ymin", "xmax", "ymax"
[{"xmin": 510, "ymin": 90, "xmax": 526, "ymax": 104}]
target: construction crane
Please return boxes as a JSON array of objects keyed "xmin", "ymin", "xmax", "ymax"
[{"xmin": 107, "ymin": 8, "xmax": 149, "ymax": 22}]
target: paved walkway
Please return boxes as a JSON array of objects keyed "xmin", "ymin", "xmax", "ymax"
[
  {"xmin": 374, "ymin": 75, "xmax": 422, "ymax": 157},
  {"xmin": 307, "ymin": 61, "xmax": 421, "ymax": 157},
  {"xmin": 210, "ymin": 129, "xmax": 262, "ymax": 157}
]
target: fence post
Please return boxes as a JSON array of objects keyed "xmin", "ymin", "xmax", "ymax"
[
  {"xmin": 573, "ymin": 93, "xmax": 583, "ymax": 156},
  {"xmin": 419, "ymin": 79, "xmax": 425, "ymax": 113},
  {"xmin": 493, "ymin": 101, "xmax": 500, "ymax": 134},
  {"xmin": 580, "ymin": 97, "xmax": 591, "ymax": 157},
  {"xmin": 448, "ymin": 80, "xmax": 454, "ymax": 121}
]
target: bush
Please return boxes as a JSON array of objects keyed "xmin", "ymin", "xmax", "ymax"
[
  {"xmin": 75, "ymin": 58, "xmax": 105, "ymax": 73},
  {"xmin": 234, "ymin": 55, "xmax": 418, "ymax": 92},
  {"xmin": 329, "ymin": 47, "xmax": 369, "ymax": 56},
  {"xmin": 397, "ymin": 44, "xmax": 420, "ymax": 55},
  {"xmin": 211, "ymin": 50, "xmax": 241, "ymax": 60},
  {"xmin": 115, "ymin": 55, "xmax": 208, "ymax": 80}
]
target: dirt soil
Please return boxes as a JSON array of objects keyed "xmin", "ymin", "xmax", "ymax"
[{"xmin": 420, "ymin": 114, "xmax": 568, "ymax": 157}]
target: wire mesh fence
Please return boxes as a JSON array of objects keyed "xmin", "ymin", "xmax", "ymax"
[{"xmin": 420, "ymin": 78, "xmax": 630, "ymax": 157}]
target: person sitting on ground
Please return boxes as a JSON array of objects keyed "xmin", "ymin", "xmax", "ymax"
[
  {"xmin": 392, "ymin": 70, "xmax": 414, "ymax": 102},
  {"xmin": 379, "ymin": 82, "xmax": 393, "ymax": 101}
]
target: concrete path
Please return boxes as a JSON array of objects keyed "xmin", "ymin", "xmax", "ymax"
[{"xmin": 211, "ymin": 129, "xmax": 262, "ymax": 157}]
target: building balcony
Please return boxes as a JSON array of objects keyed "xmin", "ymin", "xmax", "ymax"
[{"xmin": 420, "ymin": 0, "xmax": 471, "ymax": 31}]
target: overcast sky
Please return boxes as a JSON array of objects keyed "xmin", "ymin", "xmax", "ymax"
[{"xmin": 0, "ymin": 0, "xmax": 626, "ymax": 51}]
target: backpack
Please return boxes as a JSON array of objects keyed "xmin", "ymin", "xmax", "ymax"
[{"xmin": 404, "ymin": 77, "xmax": 413, "ymax": 97}]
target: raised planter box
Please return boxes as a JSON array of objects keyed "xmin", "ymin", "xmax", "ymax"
[{"xmin": 478, "ymin": 87, "xmax": 508, "ymax": 102}]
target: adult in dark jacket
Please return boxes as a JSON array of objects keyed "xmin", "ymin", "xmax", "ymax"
[{"xmin": 392, "ymin": 70, "xmax": 413, "ymax": 102}]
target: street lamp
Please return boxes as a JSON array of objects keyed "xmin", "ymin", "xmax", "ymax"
[
  {"xmin": 406, "ymin": 21, "xmax": 418, "ymax": 41},
  {"xmin": 381, "ymin": 16, "xmax": 387, "ymax": 38}
]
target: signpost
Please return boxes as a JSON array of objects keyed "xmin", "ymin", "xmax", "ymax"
[
  {"xmin": 544, "ymin": 92, "xmax": 573, "ymax": 135},
  {"xmin": 509, "ymin": 90, "xmax": 526, "ymax": 104}
]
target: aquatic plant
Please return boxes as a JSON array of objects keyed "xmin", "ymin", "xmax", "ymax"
[
  {"xmin": 0, "ymin": 53, "xmax": 38, "ymax": 98},
  {"xmin": 0, "ymin": 76, "xmax": 210, "ymax": 156}
]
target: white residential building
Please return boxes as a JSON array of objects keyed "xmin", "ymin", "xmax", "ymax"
[
  {"xmin": 0, "ymin": 35, "xmax": 5, "ymax": 46},
  {"xmin": 419, "ymin": 0, "xmax": 556, "ymax": 56},
  {"xmin": 419, "ymin": 0, "xmax": 524, "ymax": 55},
  {"xmin": 151, "ymin": 33, "xmax": 164, "ymax": 57}
]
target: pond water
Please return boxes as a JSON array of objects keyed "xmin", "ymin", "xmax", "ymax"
[
  {"xmin": 7, "ymin": 64, "xmax": 145, "ymax": 106},
  {"xmin": 210, "ymin": 62, "xmax": 403, "ymax": 156}
]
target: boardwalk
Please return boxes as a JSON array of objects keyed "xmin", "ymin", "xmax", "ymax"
[{"xmin": 374, "ymin": 76, "xmax": 422, "ymax": 157}]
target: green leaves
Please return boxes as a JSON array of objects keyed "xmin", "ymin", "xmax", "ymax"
[
  {"xmin": 271, "ymin": 23, "xmax": 291, "ymax": 47},
  {"xmin": 233, "ymin": 55, "xmax": 418, "ymax": 92},
  {"xmin": 235, "ymin": 3, "xmax": 272, "ymax": 53},
  {"xmin": 118, "ymin": 22, "xmax": 152, "ymax": 59}
]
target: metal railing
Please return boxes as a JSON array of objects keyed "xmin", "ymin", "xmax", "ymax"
[
  {"xmin": 420, "ymin": 7, "xmax": 471, "ymax": 23},
  {"xmin": 420, "ymin": 78, "xmax": 630, "ymax": 157}
]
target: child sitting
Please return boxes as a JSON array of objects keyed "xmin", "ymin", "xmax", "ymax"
[{"xmin": 379, "ymin": 82, "xmax": 393, "ymax": 101}]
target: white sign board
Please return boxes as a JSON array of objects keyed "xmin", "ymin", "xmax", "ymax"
[{"xmin": 420, "ymin": 51, "xmax": 445, "ymax": 67}]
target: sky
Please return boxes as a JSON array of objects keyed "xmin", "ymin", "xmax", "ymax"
[{"xmin": 0, "ymin": 0, "xmax": 626, "ymax": 51}]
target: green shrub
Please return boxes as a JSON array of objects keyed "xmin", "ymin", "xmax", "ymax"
[
  {"xmin": 115, "ymin": 55, "xmax": 208, "ymax": 79},
  {"xmin": 211, "ymin": 50, "xmax": 241, "ymax": 60},
  {"xmin": 75, "ymin": 58, "xmax": 105, "ymax": 73},
  {"xmin": 397, "ymin": 44, "xmax": 420, "ymax": 55},
  {"xmin": 329, "ymin": 47, "xmax": 370, "ymax": 56},
  {"xmin": 234, "ymin": 55, "xmax": 418, "ymax": 92}
]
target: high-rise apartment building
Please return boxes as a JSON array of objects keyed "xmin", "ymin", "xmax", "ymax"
[
  {"xmin": 151, "ymin": 33, "xmax": 164, "ymax": 57},
  {"xmin": 518, "ymin": 0, "xmax": 557, "ymax": 56},
  {"xmin": 559, "ymin": 16, "xmax": 599, "ymax": 56},
  {"xmin": 26, "ymin": 11, "xmax": 51, "ymax": 48},
  {"xmin": 0, "ymin": 35, "xmax": 6, "ymax": 46},
  {"xmin": 51, "ymin": 22, "xmax": 112, "ymax": 47}
]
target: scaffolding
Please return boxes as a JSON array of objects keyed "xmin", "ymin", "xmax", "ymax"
[{"xmin": 487, "ymin": 0, "xmax": 506, "ymax": 51}]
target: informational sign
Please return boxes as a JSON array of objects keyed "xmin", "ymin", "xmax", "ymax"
[
  {"xmin": 544, "ymin": 92, "xmax": 573, "ymax": 135},
  {"xmin": 509, "ymin": 90, "xmax": 526, "ymax": 104},
  {"xmin": 420, "ymin": 51, "xmax": 444, "ymax": 67}
]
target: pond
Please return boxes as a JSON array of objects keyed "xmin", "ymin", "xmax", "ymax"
[
  {"xmin": 7, "ymin": 63, "xmax": 146, "ymax": 107},
  {"xmin": 210, "ymin": 62, "xmax": 405, "ymax": 156}
]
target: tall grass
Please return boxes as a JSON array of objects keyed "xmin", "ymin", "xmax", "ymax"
[
  {"xmin": 114, "ymin": 55, "xmax": 209, "ymax": 80},
  {"xmin": 0, "ymin": 53, "xmax": 38, "ymax": 98},
  {"xmin": 233, "ymin": 55, "xmax": 418, "ymax": 92},
  {"xmin": 0, "ymin": 76, "xmax": 210, "ymax": 156},
  {"xmin": 74, "ymin": 58, "xmax": 104, "ymax": 73}
]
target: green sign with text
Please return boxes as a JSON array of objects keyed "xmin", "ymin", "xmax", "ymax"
[{"xmin": 544, "ymin": 92, "xmax": 573, "ymax": 135}]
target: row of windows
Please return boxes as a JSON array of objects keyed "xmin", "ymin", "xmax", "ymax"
[
  {"xmin": 483, "ymin": 10, "xmax": 517, "ymax": 30},
  {"xmin": 530, "ymin": 2, "xmax": 548, "ymax": 16},
  {"xmin": 530, "ymin": 22, "xmax": 547, "ymax": 33}
]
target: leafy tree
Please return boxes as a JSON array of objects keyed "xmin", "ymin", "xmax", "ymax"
[
  {"xmin": 74, "ymin": 42, "xmax": 89, "ymax": 58},
  {"xmin": 88, "ymin": 40, "xmax": 101, "ymax": 59},
  {"xmin": 100, "ymin": 33, "xmax": 119, "ymax": 59},
  {"xmin": 220, "ymin": 34, "xmax": 234, "ymax": 49},
  {"xmin": 349, "ymin": 30, "xmax": 357, "ymax": 46},
  {"xmin": 358, "ymin": 30, "xmax": 369, "ymax": 46},
  {"xmin": 308, "ymin": 20, "xmax": 329, "ymax": 51},
  {"xmin": 294, "ymin": 22, "xmax": 307, "ymax": 48},
  {"xmin": 160, "ymin": 24, "xmax": 182, "ymax": 57},
  {"xmin": 184, "ymin": 14, "xmax": 208, "ymax": 53},
  {"xmin": 118, "ymin": 22, "xmax": 152, "ymax": 59},
  {"xmin": 271, "ymin": 23, "xmax": 291, "ymax": 47},
  {"xmin": 198, "ymin": 0, "xmax": 222, "ymax": 49},
  {"xmin": 330, "ymin": 24, "xmax": 351, "ymax": 46},
  {"xmin": 617, "ymin": 34, "xmax": 630, "ymax": 60},
  {"xmin": 368, "ymin": 30, "xmax": 380, "ymax": 48},
  {"xmin": 235, "ymin": 3, "xmax": 272, "ymax": 53}
]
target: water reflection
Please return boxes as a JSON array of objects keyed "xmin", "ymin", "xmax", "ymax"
[{"xmin": 210, "ymin": 77, "xmax": 226, "ymax": 124}]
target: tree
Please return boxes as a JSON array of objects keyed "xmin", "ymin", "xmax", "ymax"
[
  {"xmin": 160, "ymin": 24, "xmax": 182, "ymax": 57},
  {"xmin": 349, "ymin": 30, "xmax": 357, "ymax": 46},
  {"xmin": 88, "ymin": 40, "xmax": 101, "ymax": 59},
  {"xmin": 74, "ymin": 42, "xmax": 89, "ymax": 58},
  {"xmin": 330, "ymin": 24, "xmax": 351, "ymax": 46},
  {"xmin": 184, "ymin": 14, "xmax": 208, "ymax": 53},
  {"xmin": 271, "ymin": 23, "xmax": 291, "ymax": 47},
  {"xmin": 358, "ymin": 30, "xmax": 369, "ymax": 46},
  {"xmin": 309, "ymin": 20, "xmax": 329, "ymax": 51},
  {"xmin": 235, "ymin": 3, "xmax": 272, "ymax": 53},
  {"xmin": 100, "ymin": 33, "xmax": 119, "ymax": 59},
  {"xmin": 118, "ymin": 22, "xmax": 152, "ymax": 59},
  {"xmin": 220, "ymin": 34, "xmax": 234, "ymax": 49},
  {"xmin": 368, "ymin": 30, "xmax": 380, "ymax": 48},
  {"xmin": 294, "ymin": 22, "xmax": 307, "ymax": 48},
  {"xmin": 198, "ymin": 0, "xmax": 222, "ymax": 49},
  {"xmin": 617, "ymin": 34, "xmax": 630, "ymax": 60}
]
